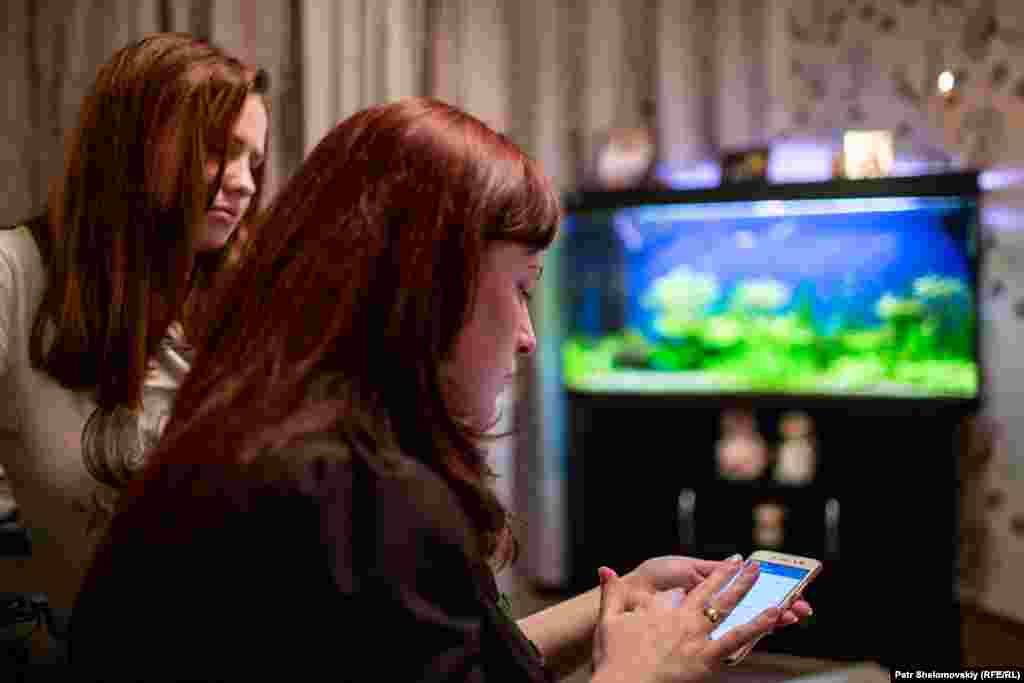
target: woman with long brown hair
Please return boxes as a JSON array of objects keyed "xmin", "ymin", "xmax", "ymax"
[
  {"xmin": 0, "ymin": 32, "xmax": 269, "ymax": 621},
  {"xmin": 70, "ymin": 97, "xmax": 810, "ymax": 682}
]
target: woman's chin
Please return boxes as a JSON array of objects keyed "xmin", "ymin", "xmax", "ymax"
[
  {"xmin": 458, "ymin": 406, "xmax": 500, "ymax": 433},
  {"xmin": 479, "ymin": 401, "xmax": 505, "ymax": 432},
  {"xmin": 194, "ymin": 226, "xmax": 236, "ymax": 253}
]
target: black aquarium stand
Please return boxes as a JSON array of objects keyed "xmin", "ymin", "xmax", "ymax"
[{"xmin": 563, "ymin": 392, "xmax": 964, "ymax": 669}]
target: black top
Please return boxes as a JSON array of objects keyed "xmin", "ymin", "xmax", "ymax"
[{"xmin": 69, "ymin": 436, "xmax": 555, "ymax": 683}]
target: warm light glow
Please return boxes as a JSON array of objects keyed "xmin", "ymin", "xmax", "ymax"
[
  {"xmin": 938, "ymin": 70, "xmax": 956, "ymax": 94},
  {"xmin": 843, "ymin": 130, "xmax": 894, "ymax": 179}
]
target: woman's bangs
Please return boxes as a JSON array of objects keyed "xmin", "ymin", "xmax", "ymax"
[{"xmin": 500, "ymin": 158, "xmax": 561, "ymax": 249}]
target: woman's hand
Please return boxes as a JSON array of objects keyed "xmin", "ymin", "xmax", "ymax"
[
  {"xmin": 592, "ymin": 559, "xmax": 778, "ymax": 683},
  {"xmin": 621, "ymin": 555, "xmax": 721, "ymax": 594},
  {"xmin": 622, "ymin": 555, "xmax": 812, "ymax": 629}
]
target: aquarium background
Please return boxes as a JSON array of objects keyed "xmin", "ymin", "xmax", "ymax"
[{"xmin": 561, "ymin": 190, "xmax": 980, "ymax": 399}]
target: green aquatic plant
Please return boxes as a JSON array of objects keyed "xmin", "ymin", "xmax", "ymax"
[
  {"xmin": 611, "ymin": 329, "xmax": 658, "ymax": 369},
  {"xmin": 822, "ymin": 357, "xmax": 888, "ymax": 391},
  {"xmin": 642, "ymin": 266, "xmax": 719, "ymax": 315},
  {"xmin": 732, "ymin": 278, "xmax": 791, "ymax": 313},
  {"xmin": 640, "ymin": 267, "xmax": 721, "ymax": 369},
  {"xmin": 763, "ymin": 313, "xmax": 815, "ymax": 346},
  {"xmin": 876, "ymin": 293, "xmax": 924, "ymax": 321},
  {"xmin": 913, "ymin": 275, "xmax": 964, "ymax": 300},
  {"xmin": 561, "ymin": 272, "xmax": 977, "ymax": 398},
  {"xmin": 651, "ymin": 313, "xmax": 703, "ymax": 340},
  {"xmin": 702, "ymin": 315, "xmax": 744, "ymax": 350},
  {"xmin": 839, "ymin": 328, "xmax": 892, "ymax": 354},
  {"xmin": 911, "ymin": 274, "xmax": 973, "ymax": 360},
  {"xmin": 642, "ymin": 267, "xmax": 719, "ymax": 343},
  {"xmin": 892, "ymin": 360, "xmax": 977, "ymax": 395},
  {"xmin": 562, "ymin": 334, "xmax": 617, "ymax": 380},
  {"xmin": 876, "ymin": 293, "xmax": 925, "ymax": 364}
]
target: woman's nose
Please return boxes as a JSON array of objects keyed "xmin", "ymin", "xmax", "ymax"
[
  {"xmin": 224, "ymin": 159, "xmax": 255, "ymax": 197},
  {"xmin": 517, "ymin": 316, "xmax": 537, "ymax": 356}
]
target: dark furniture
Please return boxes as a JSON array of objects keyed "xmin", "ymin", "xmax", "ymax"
[{"xmin": 563, "ymin": 392, "xmax": 964, "ymax": 669}]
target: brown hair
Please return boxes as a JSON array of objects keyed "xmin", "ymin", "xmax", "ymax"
[
  {"xmin": 30, "ymin": 33, "xmax": 269, "ymax": 415},
  {"xmin": 146, "ymin": 97, "xmax": 560, "ymax": 565}
]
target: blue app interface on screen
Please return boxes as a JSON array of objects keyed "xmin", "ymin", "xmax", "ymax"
[{"xmin": 709, "ymin": 561, "xmax": 808, "ymax": 640}]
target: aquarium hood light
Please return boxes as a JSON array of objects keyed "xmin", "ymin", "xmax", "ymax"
[
  {"xmin": 623, "ymin": 196, "xmax": 968, "ymax": 225},
  {"xmin": 767, "ymin": 141, "xmax": 834, "ymax": 183},
  {"xmin": 655, "ymin": 145, "xmax": 834, "ymax": 189},
  {"xmin": 655, "ymin": 160, "xmax": 721, "ymax": 190},
  {"xmin": 889, "ymin": 157, "xmax": 956, "ymax": 177},
  {"xmin": 659, "ymin": 144, "xmax": 1007, "ymax": 190}
]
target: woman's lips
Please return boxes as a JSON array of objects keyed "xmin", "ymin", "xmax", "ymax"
[{"xmin": 207, "ymin": 208, "xmax": 236, "ymax": 223}]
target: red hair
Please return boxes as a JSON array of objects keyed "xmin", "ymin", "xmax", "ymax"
[
  {"xmin": 145, "ymin": 97, "xmax": 560, "ymax": 564},
  {"xmin": 30, "ymin": 33, "xmax": 269, "ymax": 425}
]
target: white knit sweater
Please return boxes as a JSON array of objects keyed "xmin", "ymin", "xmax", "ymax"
[{"xmin": 0, "ymin": 225, "xmax": 190, "ymax": 612}]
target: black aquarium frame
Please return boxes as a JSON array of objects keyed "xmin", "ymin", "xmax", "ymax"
[{"xmin": 559, "ymin": 171, "xmax": 984, "ymax": 412}]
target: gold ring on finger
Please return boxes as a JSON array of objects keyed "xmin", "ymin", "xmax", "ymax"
[{"xmin": 703, "ymin": 604, "xmax": 723, "ymax": 625}]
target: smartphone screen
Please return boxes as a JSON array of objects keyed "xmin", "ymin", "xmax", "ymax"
[{"xmin": 709, "ymin": 560, "xmax": 809, "ymax": 640}]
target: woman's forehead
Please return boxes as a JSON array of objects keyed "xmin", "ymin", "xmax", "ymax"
[{"xmin": 488, "ymin": 242, "xmax": 545, "ymax": 270}]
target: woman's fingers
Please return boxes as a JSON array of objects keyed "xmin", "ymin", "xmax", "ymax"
[
  {"xmin": 704, "ymin": 605, "xmax": 782, "ymax": 660},
  {"xmin": 599, "ymin": 566, "xmax": 659, "ymax": 619},
  {"xmin": 681, "ymin": 557, "xmax": 743, "ymax": 607},
  {"xmin": 684, "ymin": 558, "xmax": 760, "ymax": 627},
  {"xmin": 594, "ymin": 559, "xmax": 793, "ymax": 680},
  {"xmin": 597, "ymin": 566, "xmax": 627, "ymax": 619},
  {"xmin": 789, "ymin": 598, "xmax": 813, "ymax": 618},
  {"xmin": 775, "ymin": 598, "xmax": 812, "ymax": 627},
  {"xmin": 690, "ymin": 558, "xmax": 727, "ymax": 581}
]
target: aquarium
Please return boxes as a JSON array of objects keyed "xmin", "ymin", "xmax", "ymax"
[{"xmin": 560, "ymin": 174, "xmax": 980, "ymax": 400}]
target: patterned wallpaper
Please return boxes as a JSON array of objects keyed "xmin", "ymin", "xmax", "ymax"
[
  {"xmin": 775, "ymin": 0, "xmax": 1024, "ymax": 624},
  {"xmin": 779, "ymin": 0, "xmax": 1024, "ymax": 167}
]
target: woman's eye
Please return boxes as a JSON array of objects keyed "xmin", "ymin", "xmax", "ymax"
[{"xmin": 519, "ymin": 286, "xmax": 534, "ymax": 302}]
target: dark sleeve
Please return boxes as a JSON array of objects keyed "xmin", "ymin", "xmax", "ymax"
[
  {"xmin": 309, "ymin": 452, "xmax": 553, "ymax": 683},
  {"xmin": 69, "ymin": 440, "xmax": 553, "ymax": 682}
]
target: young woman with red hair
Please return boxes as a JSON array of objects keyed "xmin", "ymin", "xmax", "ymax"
[
  {"xmin": 0, "ymin": 33, "xmax": 269, "ymax": 621},
  {"xmin": 70, "ymin": 97, "xmax": 810, "ymax": 681}
]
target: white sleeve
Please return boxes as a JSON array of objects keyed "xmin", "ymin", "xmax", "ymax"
[
  {"xmin": 0, "ymin": 246, "xmax": 20, "ymax": 438},
  {"xmin": 0, "ymin": 248, "xmax": 13, "ymax": 378}
]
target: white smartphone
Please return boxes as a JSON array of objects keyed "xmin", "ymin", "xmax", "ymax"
[{"xmin": 708, "ymin": 550, "xmax": 822, "ymax": 665}]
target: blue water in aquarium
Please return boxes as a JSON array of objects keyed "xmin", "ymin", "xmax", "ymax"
[
  {"xmin": 565, "ymin": 197, "xmax": 975, "ymax": 340},
  {"xmin": 560, "ymin": 195, "xmax": 979, "ymax": 398},
  {"xmin": 626, "ymin": 198, "xmax": 971, "ymax": 338}
]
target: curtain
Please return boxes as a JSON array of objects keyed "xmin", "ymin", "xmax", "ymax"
[
  {"xmin": 0, "ymin": 0, "xmax": 304, "ymax": 222},
  {"xmin": 2, "ymin": 1, "xmax": 163, "ymax": 223},
  {"xmin": 298, "ymin": 0, "xmax": 428, "ymax": 158}
]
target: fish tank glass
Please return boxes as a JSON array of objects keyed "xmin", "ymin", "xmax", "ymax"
[{"xmin": 559, "ymin": 173, "xmax": 981, "ymax": 400}]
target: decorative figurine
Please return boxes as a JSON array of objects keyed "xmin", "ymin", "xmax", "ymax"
[
  {"xmin": 774, "ymin": 410, "xmax": 818, "ymax": 485},
  {"xmin": 753, "ymin": 502, "xmax": 787, "ymax": 549},
  {"xmin": 716, "ymin": 408, "xmax": 769, "ymax": 481}
]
